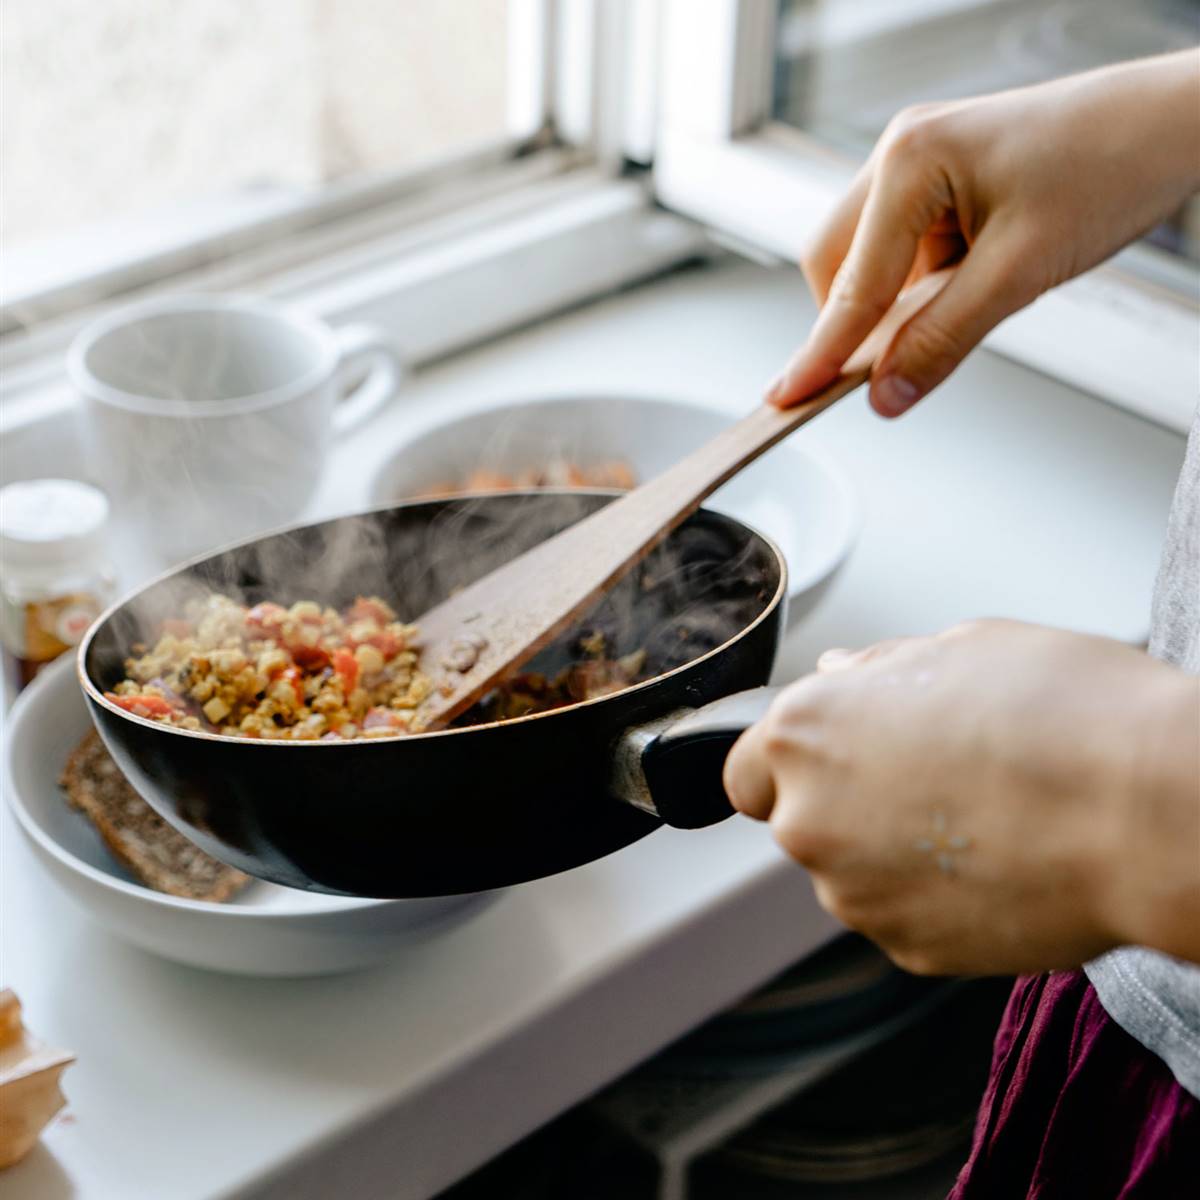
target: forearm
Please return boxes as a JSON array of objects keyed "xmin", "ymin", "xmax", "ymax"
[
  {"xmin": 1142, "ymin": 49, "xmax": 1200, "ymax": 196},
  {"xmin": 1085, "ymin": 50, "xmax": 1200, "ymax": 233},
  {"xmin": 1030, "ymin": 49, "xmax": 1200, "ymax": 286},
  {"xmin": 1103, "ymin": 666, "xmax": 1200, "ymax": 963}
]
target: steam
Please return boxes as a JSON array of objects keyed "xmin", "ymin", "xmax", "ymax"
[
  {"xmin": 79, "ymin": 306, "xmax": 332, "ymax": 568},
  {"xmin": 75, "ymin": 304, "xmax": 777, "ymax": 701},
  {"xmin": 89, "ymin": 490, "xmax": 778, "ymax": 706}
]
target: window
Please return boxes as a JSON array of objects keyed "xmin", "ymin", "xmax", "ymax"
[
  {"xmin": 0, "ymin": 1, "xmax": 704, "ymax": 414},
  {"xmin": 2, "ymin": 0, "xmax": 572, "ymax": 326},
  {"xmin": 3, "ymin": 0, "xmax": 519, "ymax": 250},
  {"xmin": 654, "ymin": 0, "xmax": 1200, "ymax": 433},
  {"xmin": 773, "ymin": 0, "xmax": 1200, "ymax": 265}
]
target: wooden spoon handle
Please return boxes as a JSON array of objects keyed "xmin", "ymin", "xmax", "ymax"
[{"xmin": 413, "ymin": 269, "xmax": 951, "ymax": 729}]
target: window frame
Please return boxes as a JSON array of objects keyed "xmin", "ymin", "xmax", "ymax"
[
  {"xmin": 1, "ymin": 0, "xmax": 711, "ymax": 428},
  {"xmin": 2, "ymin": 0, "xmax": 562, "ymax": 328},
  {"xmin": 651, "ymin": 0, "xmax": 1200, "ymax": 434}
]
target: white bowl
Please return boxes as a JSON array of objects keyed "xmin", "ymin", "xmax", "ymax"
[
  {"xmin": 4, "ymin": 656, "xmax": 500, "ymax": 977},
  {"xmin": 368, "ymin": 395, "xmax": 858, "ymax": 623}
]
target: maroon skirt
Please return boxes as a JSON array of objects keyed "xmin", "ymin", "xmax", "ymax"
[{"xmin": 950, "ymin": 970, "xmax": 1198, "ymax": 1198}]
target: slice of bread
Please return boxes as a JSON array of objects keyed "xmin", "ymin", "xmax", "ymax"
[{"xmin": 60, "ymin": 731, "xmax": 250, "ymax": 903}]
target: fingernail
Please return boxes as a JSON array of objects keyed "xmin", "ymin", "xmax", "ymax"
[
  {"xmin": 872, "ymin": 375, "xmax": 921, "ymax": 417},
  {"xmin": 764, "ymin": 371, "xmax": 787, "ymax": 403},
  {"xmin": 817, "ymin": 647, "xmax": 855, "ymax": 671}
]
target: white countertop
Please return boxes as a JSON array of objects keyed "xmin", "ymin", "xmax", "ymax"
[{"xmin": 0, "ymin": 257, "xmax": 1187, "ymax": 1200}]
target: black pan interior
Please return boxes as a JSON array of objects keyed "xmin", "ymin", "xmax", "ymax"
[{"xmin": 86, "ymin": 490, "xmax": 782, "ymax": 706}]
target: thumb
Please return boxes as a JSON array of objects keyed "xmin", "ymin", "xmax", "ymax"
[{"xmin": 870, "ymin": 229, "xmax": 1037, "ymax": 417}]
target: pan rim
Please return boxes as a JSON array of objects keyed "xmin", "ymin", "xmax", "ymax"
[{"xmin": 78, "ymin": 489, "xmax": 788, "ymax": 747}]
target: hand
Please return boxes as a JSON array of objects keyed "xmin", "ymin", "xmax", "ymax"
[
  {"xmin": 723, "ymin": 620, "xmax": 1200, "ymax": 976},
  {"xmin": 767, "ymin": 50, "xmax": 1200, "ymax": 417}
]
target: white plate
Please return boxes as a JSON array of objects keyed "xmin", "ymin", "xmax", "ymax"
[
  {"xmin": 4, "ymin": 655, "xmax": 500, "ymax": 977},
  {"xmin": 367, "ymin": 395, "xmax": 858, "ymax": 623}
]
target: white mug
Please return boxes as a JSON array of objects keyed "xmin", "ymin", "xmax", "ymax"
[{"xmin": 69, "ymin": 295, "xmax": 403, "ymax": 565}]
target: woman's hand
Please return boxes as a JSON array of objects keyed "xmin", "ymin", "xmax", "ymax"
[
  {"xmin": 767, "ymin": 50, "xmax": 1200, "ymax": 417},
  {"xmin": 723, "ymin": 620, "xmax": 1200, "ymax": 976}
]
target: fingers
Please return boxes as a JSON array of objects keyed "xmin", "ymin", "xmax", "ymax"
[
  {"xmin": 723, "ymin": 720, "xmax": 777, "ymax": 821},
  {"xmin": 768, "ymin": 145, "xmax": 950, "ymax": 409},
  {"xmin": 868, "ymin": 227, "xmax": 1036, "ymax": 417},
  {"xmin": 907, "ymin": 227, "xmax": 966, "ymax": 288},
  {"xmin": 729, "ymin": 632, "xmax": 930, "ymax": 823}
]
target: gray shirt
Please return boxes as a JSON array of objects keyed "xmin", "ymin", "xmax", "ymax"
[{"xmin": 1084, "ymin": 406, "xmax": 1200, "ymax": 1098}]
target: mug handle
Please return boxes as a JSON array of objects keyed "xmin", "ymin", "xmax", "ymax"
[{"xmin": 331, "ymin": 323, "xmax": 405, "ymax": 435}]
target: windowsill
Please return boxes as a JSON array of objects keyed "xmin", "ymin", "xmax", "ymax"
[
  {"xmin": 2, "ymin": 137, "xmax": 546, "ymax": 330},
  {"xmin": 5, "ymin": 186, "xmax": 320, "ymax": 307},
  {"xmin": 0, "ymin": 164, "xmax": 707, "ymax": 437}
]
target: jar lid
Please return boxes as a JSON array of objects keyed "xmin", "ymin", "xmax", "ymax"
[{"xmin": 0, "ymin": 479, "xmax": 110, "ymax": 568}]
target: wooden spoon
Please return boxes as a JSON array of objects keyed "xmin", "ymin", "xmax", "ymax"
[{"xmin": 412, "ymin": 270, "xmax": 951, "ymax": 730}]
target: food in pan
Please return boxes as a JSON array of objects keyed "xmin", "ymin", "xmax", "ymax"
[
  {"xmin": 106, "ymin": 592, "xmax": 655, "ymax": 740},
  {"xmin": 473, "ymin": 635, "xmax": 647, "ymax": 722},
  {"xmin": 60, "ymin": 730, "xmax": 250, "ymax": 901},
  {"xmin": 107, "ymin": 593, "xmax": 429, "ymax": 740},
  {"xmin": 420, "ymin": 458, "xmax": 637, "ymax": 498}
]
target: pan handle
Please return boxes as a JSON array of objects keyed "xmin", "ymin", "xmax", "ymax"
[{"xmin": 612, "ymin": 687, "xmax": 781, "ymax": 829}]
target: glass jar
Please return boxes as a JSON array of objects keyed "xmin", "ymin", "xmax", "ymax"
[{"xmin": 0, "ymin": 479, "xmax": 115, "ymax": 701}]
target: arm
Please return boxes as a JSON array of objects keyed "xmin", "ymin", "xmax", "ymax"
[
  {"xmin": 731, "ymin": 56, "xmax": 1200, "ymax": 977},
  {"xmin": 768, "ymin": 49, "xmax": 1200, "ymax": 416},
  {"xmin": 723, "ymin": 621, "xmax": 1200, "ymax": 976}
]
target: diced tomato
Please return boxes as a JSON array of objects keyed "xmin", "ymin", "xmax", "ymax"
[
  {"xmin": 365, "ymin": 629, "xmax": 402, "ymax": 660},
  {"xmin": 144, "ymin": 678, "xmax": 187, "ymax": 708},
  {"xmin": 288, "ymin": 641, "xmax": 331, "ymax": 671},
  {"xmin": 343, "ymin": 627, "xmax": 402, "ymax": 659},
  {"xmin": 245, "ymin": 602, "xmax": 287, "ymax": 638},
  {"xmin": 106, "ymin": 692, "xmax": 179, "ymax": 718},
  {"xmin": 160, "ymin": 619, "xmax": 192, "ymax": 638},
  {"xmin": 267, "ymin": 661, "xmax": 304, "ymax": 705},
  {"xmin": 274, "ymin": 666, "xmax": 305, "ymax": 706},
  {"xmin": 346, "ymin": 597, "xmax": 393, "ymax": 625},
  {"xmin": 362, "ymin": 706, "xmax": 403, "ymax": 730},
  {"xmin": 332, "ymin": 647, "xmax": 359, "ymax": 693}
]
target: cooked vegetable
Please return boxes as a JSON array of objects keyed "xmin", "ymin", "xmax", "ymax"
[
  {"xmin": 108, "ymin": 592, "xmax": 653, "ymax": 741},
  {"xmin": 107, "ymin": 593, "xmax": 428, "ymax": 740}
]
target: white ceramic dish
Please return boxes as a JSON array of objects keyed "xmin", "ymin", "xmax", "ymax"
[
  {"xmin": 4, "ymin": 656, "xmax": 499, "ymax": 977},
  {"xmin": 367, "ymin": 395, "xmax": 858, "ymax": 623}
]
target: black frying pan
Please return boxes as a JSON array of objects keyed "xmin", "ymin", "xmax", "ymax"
[{"xmin": 78, "ymin": 491, "xmax": 783, "ymax": 898}]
